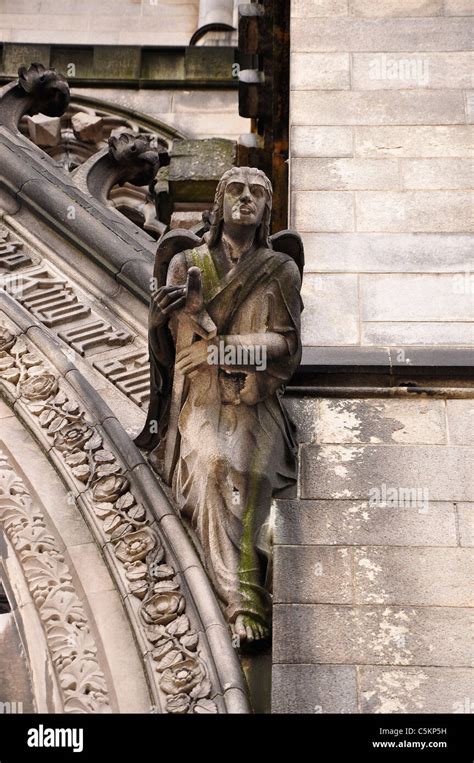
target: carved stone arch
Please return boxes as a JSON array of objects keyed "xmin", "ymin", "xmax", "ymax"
[
  {"xmin": 0, "ymin": 437, "xmax": 116, "ymax": 713},
  {"xmin": 0, "ymin": 292, "xmax": 250, "ymax": 714}
]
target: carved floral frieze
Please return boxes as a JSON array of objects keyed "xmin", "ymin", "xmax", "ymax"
[
  {"xmin": 0, "ymin": 326, "xmax": 217, "ymax": 714},
  {"xmin": 0, "ymin": 449, "xmax": 111, "ymax": 713}
]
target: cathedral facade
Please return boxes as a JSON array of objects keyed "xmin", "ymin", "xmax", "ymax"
[{"xmin": 0, "ymin": 0, "xmax": 472, "ymax": 716}]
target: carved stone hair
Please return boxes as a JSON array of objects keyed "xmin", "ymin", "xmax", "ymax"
[{"xmin": 206, "ymin": 166, "xmax": 273, "ymax": 248}]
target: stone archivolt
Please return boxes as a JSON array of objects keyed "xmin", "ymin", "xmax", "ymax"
[
  {"xmin": 0, "ymin": 225, "xmax": 33, "ymax": 271},
  {"xmin": 0, "ymin": 63, "xmax": 250, "ymax": 713},
  {"xmin": 0, "ymin": 325, "xmax": 218, "ymax": 714},
  {"xmin": 0, "ymin": 448, "xmax": 111, "ymax": 714},
  {"xmin": 0, "ymin": 228, "xmax": 150, "ymax": 406}
]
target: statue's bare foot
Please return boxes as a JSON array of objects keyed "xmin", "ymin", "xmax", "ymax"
[{"xmin": 233, "ymin": 614, "xmax": 270, "ymax": 644}]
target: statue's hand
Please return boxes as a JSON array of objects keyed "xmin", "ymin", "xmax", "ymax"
[
  {"xmin": 175, "ymin": 339, "xmax": 212, "ymax": 375},
  {"xmin": 150, "ymin": 284, "xmax": 186, "ymax": 328}
]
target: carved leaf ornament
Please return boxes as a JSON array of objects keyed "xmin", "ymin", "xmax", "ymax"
[{"xmin": 0, "ymin": 326, "xmax": 217, "ymax": 713}]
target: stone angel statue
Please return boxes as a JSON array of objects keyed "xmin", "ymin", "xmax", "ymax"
[{"xmin": 136, "ymin": 167, "xmax": 304, "ymax": 645}]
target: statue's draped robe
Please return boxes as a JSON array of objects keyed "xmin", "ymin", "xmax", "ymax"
[{"xmin": 144, "ymin": 242, "xmax": 302, "ymax": 625}]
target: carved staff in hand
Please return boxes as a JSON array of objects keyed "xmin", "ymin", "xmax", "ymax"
[
  {"xmin": 163, "ymin": 266, "xmax": 216, "ymax": 484},
  {"xmin": 136, "ymin": 167, "xmax": 304, "ymax": 646}
]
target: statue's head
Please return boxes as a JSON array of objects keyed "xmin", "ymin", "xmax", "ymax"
[{"xmin": 207, "ymin": 167, "xmax": 273, "ymax": 248}]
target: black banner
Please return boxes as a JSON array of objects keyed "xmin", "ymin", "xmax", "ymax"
[{"xmin": 0, "ymin": 712, "xmax": 471, "ymax": 761}]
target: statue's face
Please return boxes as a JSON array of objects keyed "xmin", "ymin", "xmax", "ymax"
[{"xmin": 222, "ymin": 170, "xmax": 268, "ymax": 228}]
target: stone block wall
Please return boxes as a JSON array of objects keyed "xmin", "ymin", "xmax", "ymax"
[
  {"xmin": 278, "ymin": 3, "xmax": 473, "ymax": 714},
  {"xmin": 272, "ymin": 395, "xmax": 474, "ymax": 713},
  {"xmin": 289, "ymin": 0, "xmax": 473, "ymax": 348},
  {"xmin": 71, "ymin": 86, "xmax": 248, "ymax": 140},
  {"xmin": 0, "ymin": 0, "xmax": 200, "ymax": 46}
]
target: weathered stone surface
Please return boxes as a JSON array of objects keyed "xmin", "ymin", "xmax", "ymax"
[
  {"xmin": 1, "ymin": 305, "xmax": 245, "ymax": 711},
  {"xmin": 360, "ymin": 274, "xmax": 474, "ymax": 320},
  {"xmin": 172, "ymin": 90, "xmax": 240, "ymax": 115},
  {"xmin": 1, "ymin": 13, "xmax": 89, "ymax": 33},
  {"xmin": 273, "ymin": 604, "xmax": 472, "ymax": 666},
  {"xmin": 356, "ymin": 191, "xmax": 472, "ymax": 232},
  {"xmin": 389, "ymin": 347, "xmax": 474, "ymax": 367},
  {"xmin": 446, "ymin": 400, "xmax": 474, "ymax": 445},
  {"xmin": 361, "ymin": 322, "xmax": 474, "ymax": 346},
  {"xmin": 169, "ymin": 139, "xmax": 236, "ymax": 201},
  {"xmin": 351, "ymin": 0, "xmax": 443, "ymax": 15},
  {"xmin": 1, "ymin": 42, "xmax": 51, "ymax": 76},
  {"xmin": 352, "ymin": 52, "xmax": 473, "ymax": 90},
  {"xmin": 86, "ymin": 590, "xmax": 151, "ymax": 713},
  {"xmin": 71, "ymin": 86, "xmax": 247, "ymax": 141},
  {"xmin": 274, "ymin": 499, "xmax": 458, "ymax": 547},
  {"xmin": 291, "ymin": 53, "xmax": 350, "ymax": 90},
  {"xmin": 160, "ymin": 111, "xmax": 249, "ymax": 140},
  {"xmin": 359, "ymin": 667, "xmax": 474, "ymax": 714},
  {"xmin": 184, "ymin": 47, "xmax": 236, "ymax": 82},
  {"xmin": 291, "ymin": 126, "xmax": 353, "ymax": 158},
  {"xmin": 401, "ymin": 158, "xmax": 473, "ymax": 190},
  {"xmin": 71, "ymin": 86, "xmax": 172, "ymax": 119},
  {"xmin": 355, "ymin": 125, "xmax": 474, "ymax": 157},
  {"xmin": 0, "ymin": 399, "xmax": 13, "ymax": 419},
  {"xmin": 4, "ymin": 5, "xmax": 198, "ymax": 46},
  {"xmin": 71, "ymin": 112, "xmax": 103, "ymax": 143},
  {"xmin": 315, "ymin": 398, "xmax": 447, "ymax": 445},
  {"xmin": 274, "ymin": 546, "xmax": 353, "ymax": 604},
  {"xmin": 92, "ymin": 46, "xmax": 141, "ymax": 79},
  {"xmin": 282, "ymin": 0, "xmax": 473, "ymax": 717},
  {"xmin": 301, "ymin": 274, "xmax": 359, "ymax": 345},
  {"xmin": 0, "ymin": 127, "xmax": 156, "ymax": 301},
  {"xmin": 170, "ymin": 211, "xmax": 204, "ymax": 230},
  {"xmin": 444, "ymin": 0, "xmax": 474, "ymax": 13},
  {"xmin": 272, "ymin": 665, "xmax": 357, "ymax": 714},
  {"xmin": 292, "ymin": 17, "xmax": 471, "ymax": 52},
  {"xmin": 26, "ymin": 114, "xmax": 61, "ymax": 147},
  {"xmin": 48, "ymin": 46, "xmax": 94, "ymax": 80},
  {"xmin": 300, "ymin": 445, "xmax": 473, "ymax": 501},
  {"xmin": 282, "ymin": 398, "xmax": 319, "ymax": 443},
  {"xmin": 466, "ymin": 91, "xmax": 474, "ymax": 124},
  {"xmin": 291, "ymin": 191, "xmax": 354, "ymax": 231},
  {"xmin": 457, "ymin": 504, "xmax": 474, "ymax": 547},
  {"xmin": 141, "ymin": 50, "xmax": 185, "ymax": 81},
  {"xmin": 68, "ymin": 542, "xmax": 115, "ymax": 594},
  {"xmin": 292, "ymin": 0, "xmax": 349, "ymax": 15},
  {"xmin": 0, "ymin": 613, "xmax": 35, "ymax": 711},
  {"xmin": 299, "ymin": 345, "xmax": 392, "ymax": 367},
  {"xmin": 302, "ymin": 232, "xmax": 474, "ymax": 272},
  {"xmin": 0, "ymin": 443, "xmax": 112, "ymax": 713},
  {"xmin": 135, "ymin": 166, "xmax": 303, "ymax": 649},
  {"xmin": 292, "ymin": 158, "xmax": 399, "ymax": 190},
  {"xmin": 291, "ymin": 91, "xmax": 465, "ymax": 125},
  {"xmin": 354, "ymin": 547, "xmax": 474, "ymax": 606},
  {"xmin": 0, "ymin": 413, "xmax": 94, "ymax": 549}
]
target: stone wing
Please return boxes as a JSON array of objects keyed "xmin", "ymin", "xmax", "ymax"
[{"xmin": 269, "ymin": 230, "xmax": 305, "ymax": 281}]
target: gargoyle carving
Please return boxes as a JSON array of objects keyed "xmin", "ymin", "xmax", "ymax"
[
  {"xmin": 0, "ymin": 63, "xmax": 70, "ymax": 131},
  {"xmin": 17, "ymin": 62, "xmax": 70, "ymax": 117},
  {"xmin": 74, "ymin": 132, "xmax": 170, "ymax": 235},
  {"xmin": 108, "ymin": 132, "xmax": 169, "ymax": 186}
]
